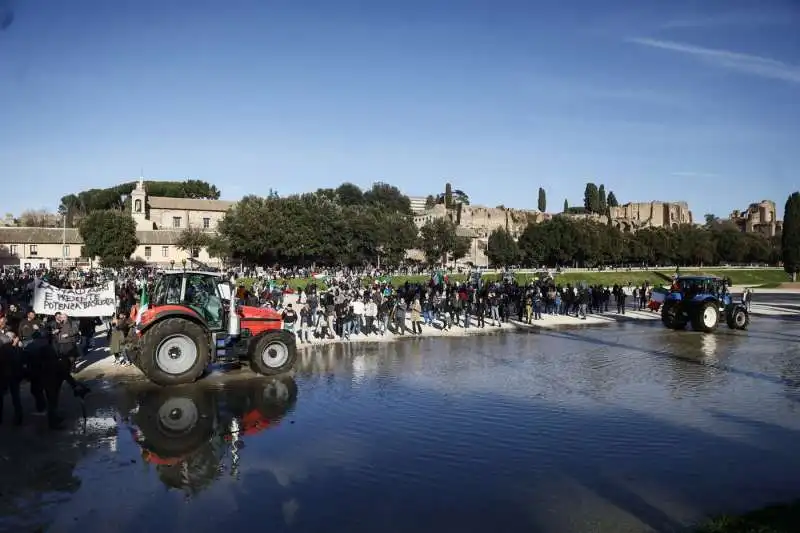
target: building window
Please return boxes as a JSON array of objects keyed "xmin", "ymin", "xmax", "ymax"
[
  {"xmin": 9, "ymin": 244, "xmax": 17, "ymax": 255},
  {"xmin": 144, "ymin": 246, "xmax": 152, "ymax": 258},
  {"xmin": 162, "ymin": 246, "xmax": 169, "ymax": 257},
  {"xmin": 134, "ymin": 199, "xmax": 142, "ymax": 212},
  {"xmin": 63, "ymin": 245, "xmax": 70, "ymax": 257},
  {"xmin": 173, "ymin": 217, "xmax": 182, "ymax": 228},
  {"xmin": 29, "ymin": 245, "xmax": 38, "ymax": 256},
  {"xmin": 203, "ymin": 217, "xmax": 210, "ymax": 229}
]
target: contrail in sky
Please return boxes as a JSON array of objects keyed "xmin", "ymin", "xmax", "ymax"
[{"xmin": 0, "ymin": 0, "xmax": 14, "ymax": 31}]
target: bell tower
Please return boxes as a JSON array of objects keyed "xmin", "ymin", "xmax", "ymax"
[{"xmin": 131, "ymin": 177, "xmax": 150, "ymax": 230}]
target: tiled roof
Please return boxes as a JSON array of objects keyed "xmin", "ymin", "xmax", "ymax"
[
  {"xmin": 0, "ymin": 227, "xmax": 83, "ymax": 244},
  {"xmin": 136, "ymin": 230, "xmax": 190, "ymax": 245},
  {"xmin": 147, "ymin": 196, "xmax": 236, "ymax": 212},
  {"xmin": 0, "ymin": 227, "xmax": 212, "ymax": 246}
]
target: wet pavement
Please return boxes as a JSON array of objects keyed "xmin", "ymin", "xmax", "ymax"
[{"xmin": 2, "ymin": 315, "xmax": 800, "ymax": 533}]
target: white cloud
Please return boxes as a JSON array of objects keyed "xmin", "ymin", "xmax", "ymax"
[{"xmin": 628, "ymin": 38, "xmax": 800, "ymax": 85}]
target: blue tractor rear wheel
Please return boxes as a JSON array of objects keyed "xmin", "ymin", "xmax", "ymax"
[{"xmin": 691, "ymin": 301, "xmax": 719, "ymax": 332}]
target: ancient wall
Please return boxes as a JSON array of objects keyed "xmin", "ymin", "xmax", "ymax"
[
  {"xmin": 728, "ymin": 200, "xmax": 780, "ymax": 237},
  {"xmin": 608, "ymin": 201, "xmax": 692, "ymax": 231}
]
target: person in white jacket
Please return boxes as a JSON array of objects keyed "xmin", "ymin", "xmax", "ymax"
[{"xmin": 364, "ymin": 299, "xmax": 378, "ymax": 335}]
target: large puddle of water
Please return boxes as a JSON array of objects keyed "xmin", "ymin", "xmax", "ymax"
[{"xmin": 2, "ymin": 317, "xmax": 800, "ymax": 533}]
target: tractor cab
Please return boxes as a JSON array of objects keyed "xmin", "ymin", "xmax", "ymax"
[
  {"xmin": 149, "ymin": 270, "xmax": 231, "ymax": 331},
  {"xmin": 667, "ymin": 275, "xmax": 732, "ymax": 307}
]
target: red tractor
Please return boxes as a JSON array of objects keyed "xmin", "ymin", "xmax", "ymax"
[{"xmin": 130, "ymin": 269, "xmax": 297, "ymax": 386}]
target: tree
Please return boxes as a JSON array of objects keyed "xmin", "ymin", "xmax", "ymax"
[
  {"xmin": 19, "ymin": 209, "xmax": 57, "ymax": 227},
  {"xmin": 176, "ymin": 227, "xmax": 211, "ymax": 258},
  {"xmin": 537, "ymin": 188, "xmax": 546, "ymax": 212},
  {"xmin": 583, "ymin": 183, "xmax": 600, "ymax": 213},
  {"xmin": 607, "ymin": 191, "xmax": 619, "ymax": 208},
  {"xmin": 452, "ymin": 189, "xmax": 470, "ymax": 205},
  {"xmin": 444, "ymin": 183, "xmax": 453, "ymax": 209},
  {"xmin": 60, "ymin": 179, "xmax": 222, "ymax": 226},
  {"xmin": 419, "ymin": 218, "xmax": 468, "ymax": 266},
  {"xmin": 451, "ymin": 233, "xmax": 471, "ymax": 262},
  {"xmin": 598, "ymin": 184, "xmax": 607, "ymax": 214},
  {"xmin": 782, "ymin": 192, "xmax": 800, "ymax": 281},
  {"xmin": 335, "ymin": 183, "xmax": 364, "ymax": 206},
  {"xmin": 217, "ymin": 181, "xmax": 416, "ymax": 267},
  {"xmin": 704, "ymin": 214, "xmax": 718, "ymax": 228},
  {"xmin": 563, "ymin": 199, "xmax": 568, "ymax": 213},
  {"xmin": 79, "ymin": 210, "xmax": 138, "ymax": 267},
  {"xmin": 425, "ymin": 195, "xmax": 436, "ymax": 209},
  {"xmin": 486, "ymin": 227, "xmax": 520, "ymax": 267},
  {"xmin": 206, "ymin": 235, "xmax": 232, "ymax": 263},
  {"xmin": 363, "ymin": 182, "xmax": 411, "ymax": 214}
]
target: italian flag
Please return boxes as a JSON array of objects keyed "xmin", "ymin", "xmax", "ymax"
[
  {"xmin": 136, "ymin": 286, "xmax": 149, "ymax": 326},
  {"xmin": 650, "ymin": 286, "xmax": 669, "ymax": 304}
]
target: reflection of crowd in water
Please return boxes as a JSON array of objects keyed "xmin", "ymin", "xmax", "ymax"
[{"xmin": 237, "ymin": 274, "xmax": 661, "ymax": 344}]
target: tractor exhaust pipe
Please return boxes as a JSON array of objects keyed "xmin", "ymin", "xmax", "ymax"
[{"xmin": 228, "ymin": 278, "xmax": 241, "ymax": 338}]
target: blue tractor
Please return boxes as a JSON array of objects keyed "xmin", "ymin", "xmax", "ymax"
[{"xmin": 660, "ymin": 275, "xmax": 749, "ymax": 332}]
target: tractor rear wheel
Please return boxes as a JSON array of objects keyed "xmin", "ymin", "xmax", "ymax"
[
  {"xmin": 691, "ymin": 302, "xmax": 719, "ymax": 333},
  {"xmin": 661, "ymin": 302, "xmax": 686, "ymax": 330},
  {"xmin": 249, "ymin": 330, "xmax": 297, "ymax": 376},
  {"xmin": 139, "ymin": 318, "xmax": 210, "ymax": 386},
  {"xmin": 727, "ymin": 306, "xmax": 750, "ymax": 330}
]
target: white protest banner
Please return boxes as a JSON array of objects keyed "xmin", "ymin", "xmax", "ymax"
[{"xmin": 33, "ymin": 279, "xmax": 116, "ymax": 317}]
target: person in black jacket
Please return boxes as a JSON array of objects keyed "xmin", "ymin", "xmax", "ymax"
[
  {"xmin": 52, "ymin": 312, "xmax": 80, "ymax": 372},
  {"xmin": 25, "ymin": 327, "xmax": 89, "ymax": 430},
  {"xmin": 0, "ymin": 328, "xmax": 24, "ymax": 426}
]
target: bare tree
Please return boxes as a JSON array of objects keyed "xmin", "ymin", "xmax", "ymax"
[{"xmin": 19, "ymin": 209, "xmax": 58, "ymax": 227}]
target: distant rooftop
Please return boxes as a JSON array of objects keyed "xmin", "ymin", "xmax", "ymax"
[{"xmin": 147, "ymin": 196, "xmax": 236, "ymax": 212}]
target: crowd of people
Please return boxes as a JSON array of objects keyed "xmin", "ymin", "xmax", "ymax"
[
  {"xmin": 237, "ymin": 272, "xmax": 658, "ymax": 343},
  {"xmin": 0, "ymin": 278, "xmax": 92, "ymax": 429},
  {"xmin": 0, "ymin": 264, "xmax": 665, "ymax": 429}
]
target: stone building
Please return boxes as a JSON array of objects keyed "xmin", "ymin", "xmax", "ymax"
[
  {"xmin": 130, "ymin": 179, "xmax": 235, "ymax": 231},
  {"xmin": 412, "ymin": 203, "xmax": 550, "ymax": 266},
  {"xmin": 0, "ymin": 180, "xmax": 234, "ymax": 269},
  {"xmin": 608, "ymin": 201, "xmax": 693, "ymax": 232},
  {"xmin": 729, "ymin": 200, "xmax": 783, "ymax": 237}
]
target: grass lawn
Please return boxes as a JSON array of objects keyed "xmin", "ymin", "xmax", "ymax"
[
  {"xmin": 695, "ymin": 500, "xmax": 800, "ymax": 532},
  {"xmin": 555, "ymin": 269, "xmax": 789, "ymax": 287},
  {"xmin": 239, "ymin": 269, "xmax": 788, "ymax": 290}
]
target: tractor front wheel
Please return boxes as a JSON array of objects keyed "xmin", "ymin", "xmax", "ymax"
[
  {"xmin": 727, "ymin": 306, "xmax": 750, "ymax": 330},
  {"xmin": 249, "ymin": 330, "xmax": 297, "ymax": 376},
  {"xmin": 139, "ymin": 318, "xmax": 210, "ymax": 386},
  {"xmin": 691, "ymin": 302, "xmax": 719, "ymax": 333}
]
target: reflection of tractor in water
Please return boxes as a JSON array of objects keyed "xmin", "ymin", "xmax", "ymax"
[
  {"xmin": 130, "ymin": 377, "xmax": 298, "ymax": 492},
  {"xmin": 130, "ymin": 269, "xmax": 297, "ymax": 386},
  {"xmin": 660, "ymin": 275, "xmax": 749, "ymax": 333}
]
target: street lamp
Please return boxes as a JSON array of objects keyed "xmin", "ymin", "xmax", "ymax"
[
  {"xmin": 181, "ymin": 258, "xmax": 187, "ymax": 271},
  {"xmin": 170, "ymin": 259, "xmax": 175, "ymax": 270}
]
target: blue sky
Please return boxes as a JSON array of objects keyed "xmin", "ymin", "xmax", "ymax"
[{"xmin": 1, "ymin": 0, "xmax": 798, "ymax": 220}]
